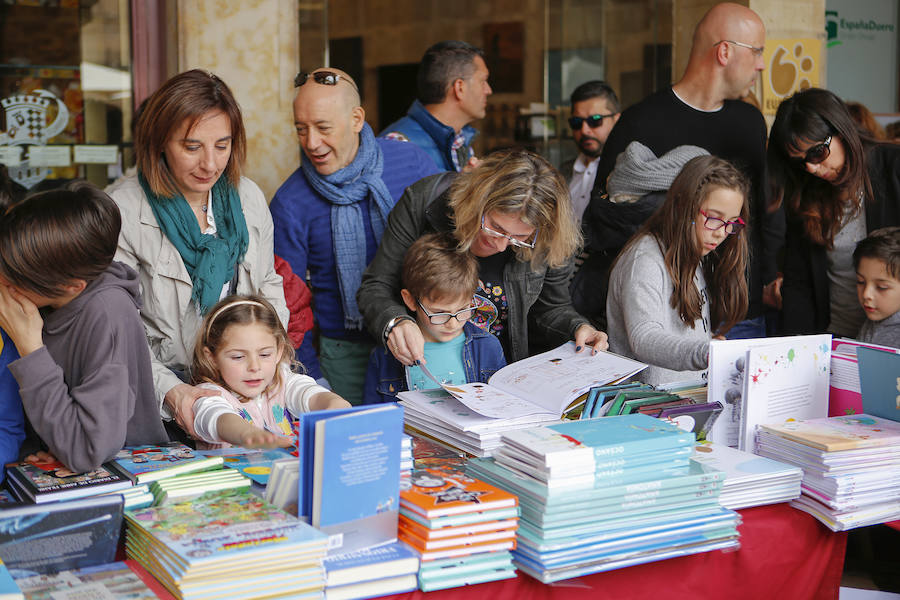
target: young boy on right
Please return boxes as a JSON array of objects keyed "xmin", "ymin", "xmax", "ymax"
[
  {"xmin": 854, "ymin": 226, "xmax": 900, "ymax": 349},
  {"xmin": 363, "ymin": 233, "xmax": 506, "ymax": 404}
]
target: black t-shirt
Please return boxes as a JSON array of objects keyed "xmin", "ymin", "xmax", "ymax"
[{"xmin": 475, "ymin": 250, "xmax": 512, "ymax": 358}]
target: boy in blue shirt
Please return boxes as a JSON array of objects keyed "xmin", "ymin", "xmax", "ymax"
[{"xmin": 363, "ymin": 233, "xmax": 506, "ymax": 404}]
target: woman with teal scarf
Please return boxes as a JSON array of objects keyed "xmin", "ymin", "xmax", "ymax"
[{"xmin": 108, "ymin": 70, "xmax": 289, "ymax": 439}]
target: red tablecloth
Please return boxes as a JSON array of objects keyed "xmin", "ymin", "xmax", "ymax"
[{"xmin": 384, "ymin": 502, "xmax": 847, "ymax": 600}]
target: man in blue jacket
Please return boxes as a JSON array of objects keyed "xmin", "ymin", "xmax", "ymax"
[
  {"xmin": 270, "ymin": 68, "xmax": 438, "ymax": 404},
  {"xmin": 380, "ymin": 41, "xmax": 491, "ymax": 172}
]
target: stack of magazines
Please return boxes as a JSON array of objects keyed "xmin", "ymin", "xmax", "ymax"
[
  {"xmin": 466, "ymin": 414, "xmax": 741, "ymax": 583},
  {"xmin": 755, "ymin": 414, "xmax": 900, "ymax": 530}
]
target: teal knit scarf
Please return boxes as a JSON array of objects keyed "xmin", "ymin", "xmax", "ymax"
[{"xmin": 139, "ymin": 173, "xmax": 249, "ymax": 314}]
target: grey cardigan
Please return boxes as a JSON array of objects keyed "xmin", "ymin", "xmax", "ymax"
[{"xmin": 357, "ymin": 172, "xmax": 588, "ymax": 362}]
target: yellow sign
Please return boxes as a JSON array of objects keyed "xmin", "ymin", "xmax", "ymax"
[{"xmin": 761, "ymin": 38, "xmax": 823, "ymax": 116}]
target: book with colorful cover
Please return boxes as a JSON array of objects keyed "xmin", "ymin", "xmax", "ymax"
[
  {"xmin": 5, "ymin": 459, "xmax": 132, "ymax": 504},
  {"xmin": 400, "ymin": 467, "xmax": 517, "ymax": 519},
  {"xmin": 311, "ymin": 404, "xmax": 404, "ymax": 555},
  {"xmin": 0, "ymin": 495, "xmax": 123, "ymax": 576},
  {"xmin": 14, "ymin": 561, "xmax": 164, "ymax": 600},
  {"xmin": 197, "ymin": 447, "xmax": 293, "ymax": 485},
  {"xmin": 112, "ymin": 443, "xmax": 222, "ymax": 484},
  {"xmin": 397, "ymin": 523, "xmax": 517, "ymax": 552},
  {"xmin": 400, "ymin": 516, "xmax": 519, "ymax": 541},
  {"xmin": 323, "ymin": 541, "xmax": 419, "ymax": 587},
  {"xmin": 500, "ymin": 413, "xmax": 696, "ymax": 471},
  {"xmin": 757, "ymin": 414, "xmax": 900, "ymax": 452},
  {"xmin": 399, "ymin": 506, "xmax": 520, "ymax": 531},
  {"xmin": 399, "ymin": 537, "xmax": 515, "ymax": 562},
  {"xmin": 125, "ymin": 488, "xmax": 328, "ymax": 577}
]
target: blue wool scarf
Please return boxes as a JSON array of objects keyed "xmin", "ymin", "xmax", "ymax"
[
  {"xmin": 139, "ymin": 173, "xmax": 249, "ymax": 314},
  {"xmin": 301, "ymin": 123, "xmax": 394, "ymax": 329}
]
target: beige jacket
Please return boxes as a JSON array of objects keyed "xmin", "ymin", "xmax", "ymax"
[{"xmin": 108, "ymin": 174, "xmax": 288, "ymax": 415}]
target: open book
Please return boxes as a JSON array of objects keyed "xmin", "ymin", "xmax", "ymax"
[{"xmin": 424, "ymin": 343, "xmax": 646, "ymax": 420}]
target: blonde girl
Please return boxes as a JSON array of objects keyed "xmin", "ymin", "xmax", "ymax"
[
  {"xmin": 606, "ymin": 155, "xmax": 750, "ymax": 386},
  {"xmin": 191, "ymin": 295, "xmax": 348, "ymax": 449}
]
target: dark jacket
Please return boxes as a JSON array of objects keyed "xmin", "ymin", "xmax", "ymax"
[
  {"xmin": 782, "ymin": 144, "xmax": 900, "ymax": 334},
  {"xmin": 357, "ymin": 172, "xmax": 589, "ymax": 363},
  {"xmin": 379, "ymin": 100, "xmax": 477, "ymax": 172},
  {"xmin": 362, "ymin": 322, "xmax": 507, "ymax": 404}
]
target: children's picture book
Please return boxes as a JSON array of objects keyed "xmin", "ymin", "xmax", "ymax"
[
  {"xmin": 14, "ymin": 561, "xmax": 166, "ymax": 600},
  {"xmin": 708, "ymin": 334, "xmax": 831, "ymax": 449},
  {"xmin": 4, "ymin": 459, "xmax": 132, "ymax": 504},
  {"xmin": 197, "ymin": 447, "xmax": 293, "ymax": 485},
  {"xmin": 311, "ymin": 404, "xmax": 404, "ymax": 555},
  {"xmin": 0, "ymin": 495, "xmax": 123, "ymax": 576},
  {"xmin": 112, "ymin": 443, "xmax": 223, "ymax": 484},
  {"xmin": 0, "ymin": 559, "xmax": 21, "ymax": 600},
  {"xmin": 857, "ymin": 347, "xmax": 900, "ymax": 422},
  {"xmin": 400, "ymin": 467, "xmax": 517, "ymax": 519},
  {"xmin": 437, "ymin": 343, "xmax": 646, "ymax": 419},
  {"xmin": 757, "ymin": 414, "xmax": 900, "ymax": 452},
  {"xmin": 148, "ymin": 468, "xmax": 249, "ymax": 505},
  {"xmin": 323, "ymin": 541, "xmax": 419, "ymax": 588}
]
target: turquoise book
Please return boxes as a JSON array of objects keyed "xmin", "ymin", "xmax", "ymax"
[
  {"xmin": 0, "ymin": 558, "xmax": 21, "ymax": 599},
  {"xmin": 500, "ymin": 413, "xmax": 695, "ymax": 472},
  {"xmin": 308, "ymin": 404, "xmax": 404, "ymax": 555},
  {"xmin": 197, "ymin": 447, "xmax": 293, "ymax": 485}
]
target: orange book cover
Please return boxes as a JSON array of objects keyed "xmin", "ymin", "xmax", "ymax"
[
  {"xmin": 400, "ymin": 468, "xmax": 517, "ymax": 519},
  {"xmin": 398, "ymin": 529, "xmax": 516, "ymax": 561},
  {"xmin": 399, "ymin": 514, "xmax": 519, "ymax": 541},
  {"xmin": 398, "ymin": 523, "xmax": 517, "ymax": 551}
]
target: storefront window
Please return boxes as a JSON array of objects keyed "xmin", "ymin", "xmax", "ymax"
[{"xmin": 0, "ymin": 0, "xmax": 132, "ymax": 191}]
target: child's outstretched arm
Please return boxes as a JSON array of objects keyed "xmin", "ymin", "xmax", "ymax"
[
  {"xmin": 283, "ymin": 370, "xmax": 350, "ymax": 413},
  {"xmin": 193, "ymin": 394, "xmax": 292, "ymax": 449}
]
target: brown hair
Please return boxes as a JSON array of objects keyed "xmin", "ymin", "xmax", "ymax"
[
  {"xmin": 448, "ymin": 148, "xmax": 581, "ymax": 269},
  {"xmin": 853, "ymin": 226, "xmax": 900, "ymax": 281},
  {"xmin": 845, "ymin": 101, "xmax": 886, "ymax": 140},
  {"xmin": 620, "ymin": 155, "xmax": 750, "ymax": 332},
  {"xmin": 0, "ymin": 181, "xmax": 121, "ymax": 298},
  {"xmin": 191, "ymin": 295, "xmax": 295, "ymax": 397},
  {"xmin": 768, "ymin": 88, "xmax": 878, "ymax": 248},
  {"xmin": 402, "ymin": 232, "xmax": 479, "ymax": 302},
  {"xmin": 134, "ymin": 69, "xmax": 246, "ymax": 197}
]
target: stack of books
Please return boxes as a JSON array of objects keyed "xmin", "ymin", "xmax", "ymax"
[
  {"xmin": 466, "ymin": 414, "xmax": 741, "ymax": 583},
  {"xmin": 265, "ymin": 457, "xmax": 299, "ymax": 513},
  {"xmin": 691, "ymin": 442, "xmax": 803, "ymax": 509},
  {"xmin": 401, "ymin": 434, "xmax": 413, "ymax": 478},
  {"xmin": 113, "ymin": 443, "xmax": 224, "ymax": 484},
  {"xmin": 5, "ymin": 460, "xmax": 132, "ymax": 503},
  {"xmin": 756, "ymin": 414, "xmax": 900, "ymax": 530},
  {"xmin": 148, "ymin": 469, "xmax": 250, "ymax": 505},
  {"xmin": 196, "ymin": 447, "xmax": 293, "ymax": 485},
  {"xmin": 125, "ymin": 488, "xmax": 328, "ymax": 599},
  {"xmin": 399, "ymin": 466, "xmax": 519, "ymax": 591},
  {"xmin": 322, "ymin": 541, "xmax": 419, "ymax": 600}
]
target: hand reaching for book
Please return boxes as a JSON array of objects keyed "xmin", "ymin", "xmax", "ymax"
[
  {"xmin": 387, "ymin": 319, "xmax": 425, "ymax": 366},
  {"xmin": 239, "ymin": 428, "xmax": 294, "ymax": 450}
]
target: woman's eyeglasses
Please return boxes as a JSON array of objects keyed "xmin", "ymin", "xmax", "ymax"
[
  {"xmin": 294, "ymin": 70, "xmax": 359, "ymax": 93},
  {"xmin": 416, "ymin": 299, "xmax": 477, "ymax": 325},
  {"xmin": 795, "ymin": 135, "xmax": 832, "ymax": 166},
  {"xmin": 699, "ymin": 210, "xmax": 745, "ymax": 235},
  {"xmin": 568, "ymin": 113, "xmax": 617, "ymax": 130},
  {"xmin": 480, "ymin": 215, "xmax": 538, "ymax": 249}
]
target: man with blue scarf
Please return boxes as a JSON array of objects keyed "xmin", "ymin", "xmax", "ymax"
[{"xmin": 270, "ymin": 68, "xmax": 438, "ymax": 404}]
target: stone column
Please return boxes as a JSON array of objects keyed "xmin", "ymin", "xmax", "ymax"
[{"xmin": 176, "ymin": 0, "xmax": 299, "ymax": 201}]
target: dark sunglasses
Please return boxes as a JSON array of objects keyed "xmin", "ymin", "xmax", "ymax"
[
  {"xmin": 294, "ymin": 70, "xmax": 358, "ymax": 93},
  {"xmin": 568, "ymin": 113, "xmax": 617, "ymax": 130},
  {"xmin": 795, "ymin": 135, "xmax": 832, "ymax": 165}
]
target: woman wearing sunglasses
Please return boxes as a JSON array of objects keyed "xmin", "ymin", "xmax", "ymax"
[
  {"xmin": 107, "ymin": 70, "xmax": 287, "ymax": 438},
  {"xmin": 358, "ymin": 148, "xmax": 607, "ymax": 367},
  {"xmin": 768, "ymin": 87, "xmax": 900, "ymax": 336},
  {"xmin": 607, "ymin": 156, "xmax": 749, "ymax": 385}
]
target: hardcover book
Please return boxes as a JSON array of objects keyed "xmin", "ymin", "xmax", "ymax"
[
  {"xmin": 112, "ymin": 442, "xmax": 223, "ymax": 483},
  {"xmin": 5, "ymin": 460, "xmax": 132, "ymax": 504},
  {"xmin": 308, "ymin": 404, "xmax": 404, "ymax": 555},
  {"xmin": 400, "ymin": 467, "xmax": 517, "ymax": 519},
  {"xmin": 0, "ymin": 495, "xmax": 123, "ymax": 576}
]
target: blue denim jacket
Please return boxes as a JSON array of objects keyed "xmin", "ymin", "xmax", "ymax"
[
  {"xmin": 362, "ymin": 322, "xmax": 506, "ymax": 405},
  {"xmin": 379, "ymin": 100, "xmax": 477, "ymax": 173}
]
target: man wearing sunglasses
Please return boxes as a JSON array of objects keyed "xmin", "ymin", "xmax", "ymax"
[
  {"xmin": 270, "ymin": 68, "xmax": 438, "ymax": 404},
  {"xmin": 380, "ymin": 41, "xmax": 491, "ymax": 173},
  {"xmin": 579, "ymin": 2, "xmax": 783, "ymax": 341},
  {"xmin": 558, "ymin": 81, "xmax": 620, "ymax": 223}
]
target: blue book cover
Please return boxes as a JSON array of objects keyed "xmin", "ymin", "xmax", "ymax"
[
  {"xmin": 0, "ymin": 558, "xmax": 21, "ymax": 599},
  {"xmin": 198, "ymin": 447, "xmax": 293, "ymax": 485},
  {"xmin": 310, "ymin": 404, "xmax": 403, "ymax": 555},
  {"xmin": 297, "ymin": 405, "xmax": 391, "ymax": 520},
  {"xmin": 323, "ymin": 541, "xmax": 419, "ymax": 587},
  {"xmin": 858, "ymin": 347, "xmax": 900, "ymax": 422},
  {"xmin": 0, "ymin": 494, "xmax": 123, "ymax": 577},
  {"xmin": 501, "ymin": 414, "xmax": 696, "ymax": 469}
]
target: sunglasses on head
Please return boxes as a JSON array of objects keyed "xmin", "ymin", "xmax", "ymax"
[
  {"xmin": 294, "ymin": 70, "xmax": 359, "ymax": 93},
  {"xmin": 568, "ymin": 113, "xmax": 617, "ymax": 130},
  {"xmin": 795, "ymin": 135, "xmax": 832, "ymax": 165}
]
